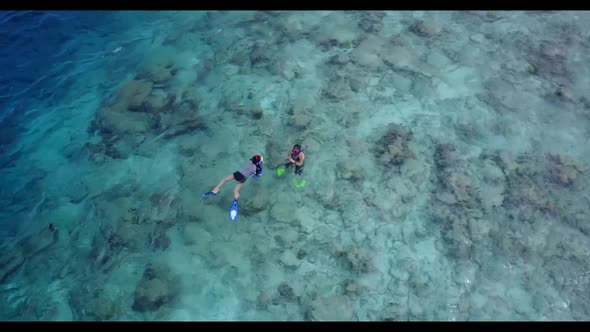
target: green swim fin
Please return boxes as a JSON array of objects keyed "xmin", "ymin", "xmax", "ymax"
[{"xmin": 292, "ymin": 178, "xmax": 306, "ymax": 188}]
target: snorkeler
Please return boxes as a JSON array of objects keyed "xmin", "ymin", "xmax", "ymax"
[
  {"xmin": 283, "ymin": 144, "xmax": 305, "ymax": 175},
  {"xmin": 200, "ymin": 155, "xmax": 264, "ymax": 221}
]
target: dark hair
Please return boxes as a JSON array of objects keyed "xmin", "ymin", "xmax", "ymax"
[
  {"xmin": 293, "ymin": 144, "xmax": 301, "ymax": 150},
  {"xmin": 251, "ymin": 155, "xmax": 262, "ymax": 164}
]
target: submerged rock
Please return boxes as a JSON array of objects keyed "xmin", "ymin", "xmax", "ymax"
[
  {"xmin": 0, "ymin": 247, "xmax": 25, "ymax": 283},
  {"xmin": 343, "ymin": 279, "xmax": 360, "ymax": 296},
  {"xmin": 270, "ymin": 201, "xmax": 297, "ymax": 224},
  {"xmin": 308, "ymin": 295, "xmax": 354, "ymax": 321},
  {"xmin": 181, "ymin": 88, "xmax": 202, "ymax": 110},
  {"xmin": 545, "ymin": 153, "xmax": 586, "ymax": 187},
  {"xmin": 279, "ymin": 250, "xmax": 301, "ymax": 269},
  {"xmin": 241, "ymin": 186, "xmax": 270, "ymax": 216},
  {"xmin": 113, "ymin": 79, "xmax": 154, "ymax": 111},
  {"xmin": 89, "ymin": 73, "xmax": 208, "ymax": 160},
  {"xmin": 93, "ymin": 79, "xmax": 156, "ymax": 138},
  {"xmin": 288, "ymin": 106, "xmax": 312, "ymax": 130},
  {"xmin": 358, "ymin": 17, "xmax": 383, "ymax": 33},
  {"xmin": 157, "ymin": 105, "xmax": 207, "ymax": 139},
  {"xmin": 87, "ymin": 293, "xmax": 119, "ymax": 321},
  {"xmin": 277, "ymin": 282, "xmax": 296, "ymax": 301},
  {"xmin": 322, "ymin": 75, "xmax": 352, "ymax": 101},
  {"xmin": 358, "ymin": 12, "xmax": 385, "ymax": 33},
  {"xmin": 152, "ymin": 222, "xmax": 172, "ymax": 251},
  {"xmin": 345, "ymin": 248, "xmax": 372, "ymax": 274},
  {"xmin": 251, "ymin": 103, "xmax": 264, "ymax": 120},
  {"xmin": 274, "ymin": 228, "xmax": 299, "ymax": 249},
  {"xmin": 256, "ymin": 288, "xmax": 276, "ymax": 309},
  {"xmin": 407, "ymin": 19, "xmax": 442, "ymax": 38},
  {"xmin": 527, "ymin": 40, "xmax": 572, "ymax": 84},
  {"xmin": 430, "ymin": 142, "xmax": 483, "ymax": 259},
  {"xmin": 336, "ymin": 160, "xmax": 364, "ymax": 182},
  {"xmin": 136, "ymin": 61, "xmax": 178, "ymax": 84},
  {"xmin": 327, "ymin": 54, "xmax": 350, "ymax": 66},
  {"xmin": 349, "ymin": 36, "xmax": 385, "ymax": 70},
  {"xmin": 109, "ymin": 222, "xmax": 144, "ymax": 252},
  {"xmin": 182, "ymin": 223, "xmax": 210, "ymax": 246},
  {"xmin": 18, "ymin": 225, "xmax": 59, "ymax": 258},
  {"xmin": 132, "ymin": 263, "xmax": 180, "ymax": 312},
  {"xmin": 249, "ymin": 44, "xmax": 273, "ymax": 67},
  {"xmin": 144, "ymin": 91, "xmax": 175, "ymax": 113}
]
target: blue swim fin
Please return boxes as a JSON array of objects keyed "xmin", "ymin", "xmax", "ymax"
[
  {"xmin": 200, "ymin": 191, "xmax": 216, "ymax": 203},
  {"xmin": 229, "ymin": 199, "xmax": 239, "ymax": 221}
]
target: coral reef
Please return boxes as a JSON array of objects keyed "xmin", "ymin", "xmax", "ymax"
[
  {"xmin": 89, "ymin": 72, "xmax": 207, "ymax": 159},
  {"xmin": 322, "ymin": 74, "xmax": 352, "ymax": 101},
  {"xmin": 374, "ymin": 124, "xmax": 415, "ymax": 169},
  {"xmin": 358, "ymin": 11, "xmax": 385, "ymax": 33},
  {"xmin": 336, "ymin": 247, "xmax": 373, "ymax": 274},
  {"xmin": 5, "ymin": 11, "xmax": 590, "ymax": 322},
  {"xmin": 431, "ymin": 143, "xmax": 482, "ymax": 259},
  {"xmin": 527, "ymin": 40, "xmax": 572, "ymax": 84},
  {"xmin": 136, "ymin": 61, "xmax": 178, "ymax": 84}
]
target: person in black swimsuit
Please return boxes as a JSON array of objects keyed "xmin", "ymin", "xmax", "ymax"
[
  {"xmin": 201, "ymin": 155, "xmax": 264, "ymax": 202},
  {"xmin": 284, "ymin": 144, "xmax": 305, "ymax": 175}
]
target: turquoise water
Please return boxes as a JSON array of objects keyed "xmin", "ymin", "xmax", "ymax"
[{"xmin": 1, "ymin": 10, "xmax": 590, "ymax": 321}]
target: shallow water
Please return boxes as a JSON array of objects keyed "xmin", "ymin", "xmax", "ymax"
[{"xmin": 1, "ymin": 10, "xmax": 590, "ymax": 321}]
